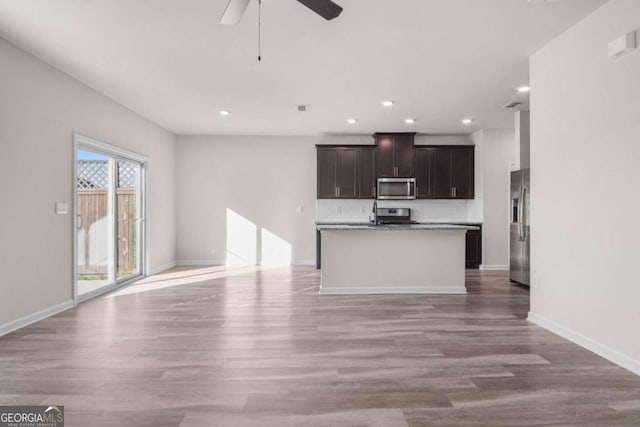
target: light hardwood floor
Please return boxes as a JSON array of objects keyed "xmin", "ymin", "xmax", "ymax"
[{"xmin": 1, "ymin": 266, "xmax": 639, "ymax": 426}]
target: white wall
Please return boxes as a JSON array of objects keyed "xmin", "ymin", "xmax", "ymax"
[
  {"xmin": 529, "ymin": 0, "xmax": 640, "ymax": 374},
  {"xmin": 477, "ymin": 129, "xmax": 516, "ymax": 268},
  {"xmin": 515, "ymin": 111, "xmax": 530, "ymax": 169},
  {"xmin": 176, "ymin": 135, "xmax": 319, "ymax": 265},
  {"xmin": 0, "ymin": 38, "xmax": 177, "ymax": 327},
  {"xmin": 178, "ymin": 132, "xmax": 514, "ymax": 269}
]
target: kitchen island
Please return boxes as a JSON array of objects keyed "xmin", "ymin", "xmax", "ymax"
[{"xmin": 317, "ymin": 224, "xmax": 476, "ymax": 295}]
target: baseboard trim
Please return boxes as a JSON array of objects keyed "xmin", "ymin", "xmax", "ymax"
[
  {"xmin": 319, "ymin": 286, "xmax": 467, "ymax": 295},
  {"xmin": 177, "ymin": 260, "xmax": 317, "ymax": 267},
  {"xmin": 148, "ymin": 261, "xmax": 177, "ymax": 276},
  {"xmin": 176, "ymin": 259, "xmax": 225, "ymax": 266},
  {"xmin": 528, "ymin": 312, "xmax": 640, "ymax": 377},
  {"xmin": 0, "ymin": 300, "xmax": 74, "ymax": 337},
  {"xmin": 480, "ymin": 264, "xmax": 509, "ymax": 271}
]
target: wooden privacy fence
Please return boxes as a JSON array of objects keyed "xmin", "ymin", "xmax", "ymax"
[{"xmin": 77, "ymin": 188, "xmax": 137, "ymax": 276}]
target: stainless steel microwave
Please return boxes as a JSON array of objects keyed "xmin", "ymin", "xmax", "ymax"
[{"xmin": 377, "ymin": 177, "xmax": 416, "ymax": 200}]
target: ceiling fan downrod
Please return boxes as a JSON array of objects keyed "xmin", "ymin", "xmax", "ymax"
[{"xmin": 258, "ymin": 0, "xmax": 262, "ymax": 62}]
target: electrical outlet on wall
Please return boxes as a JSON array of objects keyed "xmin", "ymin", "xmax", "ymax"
[
  {"xmin": 336, "ymin": 206, "xmax": 342, "ymax": 214},
  {"xmin": 360, "ymin": 206, "xmax": 366, "ymax": 214}
]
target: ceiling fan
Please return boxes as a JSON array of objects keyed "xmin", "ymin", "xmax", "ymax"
[{"xmin": 219, "ymin": 0, "xmax": 343, "ymax": 25}]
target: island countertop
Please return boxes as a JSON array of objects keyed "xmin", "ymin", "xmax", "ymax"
[{"xmin": 317, "ymin": 223, "xmax": 479, "ymax": 231}]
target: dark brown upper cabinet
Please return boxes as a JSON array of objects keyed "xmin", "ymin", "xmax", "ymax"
[
  {"xmin": 357, "ymin": 146, "xmax": 376, "ymax": 199},
  {"xmin": 451, "ymin": 148, "xmax": 474, "ymax": 199},
  {"xmin": 317, "ymin": 141, "xmax": 473, "ymax": 200},
  {"xmin": 316, "ymin": 146, "xmax": 376, "ymax": 199},
  {"xmin": 432, "ymin": 146, "xmax": 475, "ymax": 199},
  {"xmin": 414, "ymin": 147, "xmax": 434, "ymax": 199},
  {"xmin": 337, "ymin": 148, "xmax": 358, "ymax": 198},
  {"xmin": 374, "ymin": 133, "xmax": 415, "ymax": 177},
  {"xmin": 317, "ymin": 147, "xmax": 338, "ymax": 198}
]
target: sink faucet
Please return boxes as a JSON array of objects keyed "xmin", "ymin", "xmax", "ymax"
[{"xmin": 371, "ymin": 200, "xmax": 378, "ymax": 225}]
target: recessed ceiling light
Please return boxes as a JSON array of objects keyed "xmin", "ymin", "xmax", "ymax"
[
  {"xmin": 461, "ymin": 118, "xmax": 474, "ymax": 125},
  {"xmin": 381, "ymin": 100, "xmax": 395, "ymax": 107},
  {"xmin": 516, "ymin": 86, "xmax": 531, "ymax": 93},
  {"xmin": 347, "ymin": 118, "xmax": 358, "ymax": 124},
  {"xmin": 404, "ymin": 118, "xmax": 416, "ymax": 124},
  {"xmin": 219, "ymin": 110, "xmax": 231, "ymax": 116}
]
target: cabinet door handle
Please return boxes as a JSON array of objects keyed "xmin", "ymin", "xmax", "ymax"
[{"xmin": 373, "ymin": 186, "xmax": 376, "ymax": 198}]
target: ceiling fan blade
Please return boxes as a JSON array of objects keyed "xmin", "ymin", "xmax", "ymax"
[
  {"xmin": 219, "ymin": 0, "xmax": 252, "ymax": 25},
  {"xmin": 296, "ymin": 0, "xmax": 343, "ymax": 21}
]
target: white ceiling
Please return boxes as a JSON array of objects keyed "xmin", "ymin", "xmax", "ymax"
[{"xmin": 0, "ymin": 0, "xmax": 606, "ymax": 136}]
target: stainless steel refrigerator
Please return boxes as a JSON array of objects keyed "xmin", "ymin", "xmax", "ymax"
[{"xmin": 510, "ymin": 169, "xmax": 530, "ymax": 285}]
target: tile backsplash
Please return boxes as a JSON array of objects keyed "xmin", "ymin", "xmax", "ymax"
[{"xmin": 316, "ymin": 199, "xmax": 483, "ymax": 223}]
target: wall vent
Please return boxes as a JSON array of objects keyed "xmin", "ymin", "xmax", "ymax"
[
  {"xmin": 297, "ymin": 105, "xmax": 309, "ymax": 112},
  {"xmin": 503, "ymin": 101, "xmax": 522, "ymax": 109}
]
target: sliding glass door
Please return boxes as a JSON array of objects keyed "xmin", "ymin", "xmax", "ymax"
[{"xmin": 75, "ymin": 136, "xmax": 146, "ymax": 301}]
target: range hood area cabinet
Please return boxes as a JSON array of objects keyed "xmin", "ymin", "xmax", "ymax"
[
  {"xmin": 316, "ymin": 146, "xmax": 376, "ymax": 199},
  {"xmin": 375, "ymin": 133, "xmax": 415, "ymax": 177}
]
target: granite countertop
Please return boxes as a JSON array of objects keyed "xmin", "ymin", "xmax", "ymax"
[
  {"xmin": 316, "ymin": 221, "xmax": 482, "ymax": 226},
  {"xmin": 315, "ymin": 221, "xmax": 371, "ymax": 225},
  {"xmin": 317, "ymin": 223, "xmax": 479, "ymax": 231}
]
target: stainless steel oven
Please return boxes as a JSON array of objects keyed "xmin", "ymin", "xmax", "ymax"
[{"xmin": 377, "ymin": 177, "xmax": 416, "ymax": 200}]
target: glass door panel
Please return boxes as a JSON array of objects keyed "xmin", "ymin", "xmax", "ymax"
[
  {"xmin": 76, "ymin": 149, "xmax": 115, "ymax": 297},
  {"xmin": 116, "ymin": 160, "xmax": 142, "ymax": 279}
]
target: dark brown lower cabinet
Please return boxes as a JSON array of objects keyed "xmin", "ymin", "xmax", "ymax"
[{"xmin": 464, "ymin": 226, "xmax": 482, "ymax": 269}]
